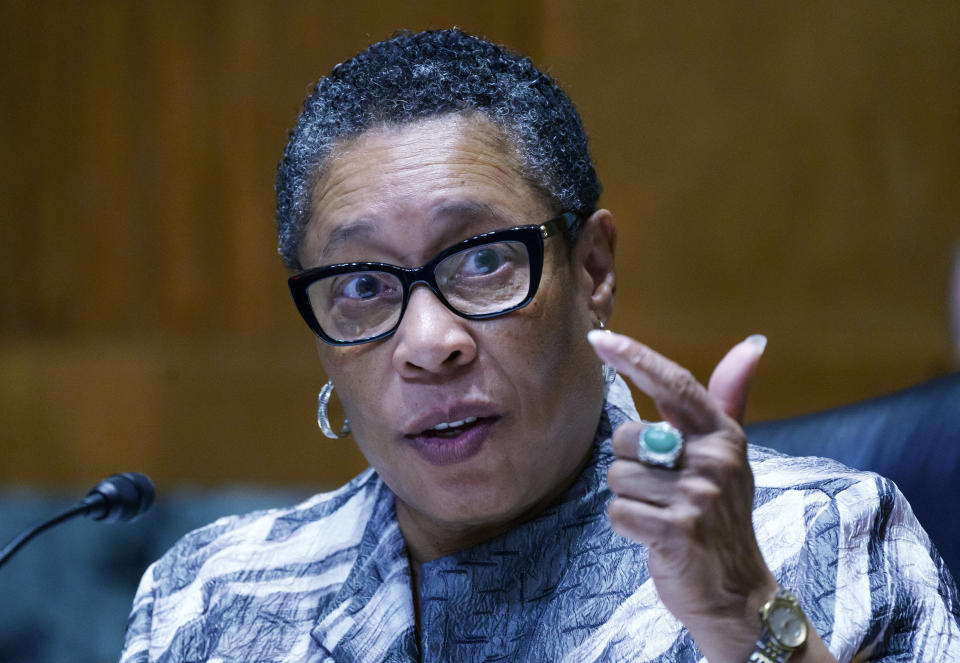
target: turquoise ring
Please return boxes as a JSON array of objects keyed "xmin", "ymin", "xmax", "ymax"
[{"xmin": 637, "ymin": 421, "xmax": 685, "ymax": 469}]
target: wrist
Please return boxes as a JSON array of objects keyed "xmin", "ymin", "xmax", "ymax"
[
  {"xmin": 748, "ymin": 585, "xmax": 809, "ymax": 663},
  {"xmin": 681, "ymin": 575, "xmax": 781, "ymax": 663}
]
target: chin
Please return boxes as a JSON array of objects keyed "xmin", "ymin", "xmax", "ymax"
[{"xmin": 420, "ymin": 484, "xmax": 542, "ymax": 529}]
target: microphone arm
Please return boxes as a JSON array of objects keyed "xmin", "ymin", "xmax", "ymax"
[
  {"xmin": 0, "ymin": 502, "xmax": 89, "ymax": 570},
  {"xmin": 0, "ymin": 472, "xmax": 156, "ymax": 571}
]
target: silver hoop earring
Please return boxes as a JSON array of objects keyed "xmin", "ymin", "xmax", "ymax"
[
  {"xmin": 602, "ymin": 363, "xmax": 617, "ymax": 387},
  {"xmin": 597, "ymin": 321, "xmax": 617, "ymax": 387},
  {"xmin": 318, "ymin": 380, "xmax": 351, "ymax": 439}
]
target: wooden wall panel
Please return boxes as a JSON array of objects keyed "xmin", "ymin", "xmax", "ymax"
[
  {"xmin": 1, "ymin": 1, "xmax": 957, "ymax": 488},
  {"xmin": 542, "ymin": 1, "xmax": 960, "ymax": 417}
]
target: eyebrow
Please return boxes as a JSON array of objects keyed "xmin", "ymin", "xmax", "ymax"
[
  {"xmin": 429, "ymin": 200, "xmax": 512, "ymax": 227},
  {"xmin": 318, "ymin": 220, "xmax": 378, "ymax": 263},
  {"xmin": 316, "ymin": 200, "xmax": 517, "ymax": 264}
]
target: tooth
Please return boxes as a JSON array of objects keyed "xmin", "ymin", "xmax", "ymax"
[{"xmin": 428, "ymin": 415, "xmax": 480, "ymax": 433}]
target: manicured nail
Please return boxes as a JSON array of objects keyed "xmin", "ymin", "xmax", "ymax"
[
  {"xmin": 586, "ymin": 329, "xmax": 608, "ymax": 346},
  {"xmin": 745, "ymin": 334, "xmax": 768, "ymax": 354},
  {"xmin": 587, "ymin": 329, "xmax": 629, "ymax": 354}
]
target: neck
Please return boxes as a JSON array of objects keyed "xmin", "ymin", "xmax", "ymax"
[
  {"xmin": 397, "ymin": 505, "xmax": 518, "ymax": 565},
  {"xmin": 395, "ymin": 444, "xmax": 594, "ymax": 566}
]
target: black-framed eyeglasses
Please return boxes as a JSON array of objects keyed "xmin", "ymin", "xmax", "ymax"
[{"xmin": 288, "ymin": 211, "xmax": 579, "ymax": 345}]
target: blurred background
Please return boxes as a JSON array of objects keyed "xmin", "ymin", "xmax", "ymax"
[
  {"xmin": 2, "ymin": 0, "xmax": 959, "ymax": 489},
  {"xmin": 0, "ymin": 1, "xmax": 958, "ymax": 658}
]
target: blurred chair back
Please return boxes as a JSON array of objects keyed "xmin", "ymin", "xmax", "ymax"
[{"xmin": 747, "ymin": 372, "xmax": 960, "ymax": 576}]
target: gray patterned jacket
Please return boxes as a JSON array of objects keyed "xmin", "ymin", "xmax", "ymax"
[{"xmin": 120, "ymin": 378, "xmax": 960, "ymax": 662}]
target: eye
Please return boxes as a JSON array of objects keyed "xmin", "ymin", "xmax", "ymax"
[
  {"xmin": 435, "ymin": 239, "xmax": 527, "ymax": 292},
  {"xmin": 461, "ymin": 247, "xmax": 505, "ymax": 276},
  {"xmin": 339, "ymin": 273, "xmax": 390, "ymax": 300}
]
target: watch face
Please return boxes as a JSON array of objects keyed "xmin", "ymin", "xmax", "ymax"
[{"xmin": 769, "ymin": 603, "xmax": 808, "ymax": 648}]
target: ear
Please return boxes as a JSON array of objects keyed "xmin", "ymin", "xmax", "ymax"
[{"xmin": 573, "ymin": 209, "xmax": 617, "ymax": 323}]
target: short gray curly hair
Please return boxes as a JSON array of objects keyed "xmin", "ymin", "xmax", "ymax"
[{"xmin": 275, "ymin": 28, "xmax": 601, "ymax": 270}]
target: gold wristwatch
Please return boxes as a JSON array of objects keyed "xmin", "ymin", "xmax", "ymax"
[{"xmin": 747, "ymin": 587, "xmax": 808, "ymax": 663}]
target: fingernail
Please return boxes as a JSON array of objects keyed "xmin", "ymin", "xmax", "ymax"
[
  {"xmin": 745, "ymin": 334, "xmax": 768, "ymax": 354},
  {"xmin": 588, "ymin": 329, "xmax": 629, "ymax": 354},
  {"xmin": 586, "ymin": 329, "xmax": 608, "ymax": 346}
]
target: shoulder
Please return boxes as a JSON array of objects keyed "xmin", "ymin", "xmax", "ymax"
[
  {"xmin": 747, "ymin": 443, "xmax": 908, "ymax": 521},
  {"xmin": 121, "ymin": 468, "xmax": 390, "ymax": 661},
  {"xmin": 747, "ymin": 444, "xmax": 927, "ymax": 575},
  {"xmin": 142, "ymin": 467, "xmax": 385, "ymax": 600},
  {"xmin": 747, "ymin": 445, "xmax": 944, "ymax": 559},
  {"xmin": 747, "ymin": 445, "xmax": 960, "ymax": 661}
]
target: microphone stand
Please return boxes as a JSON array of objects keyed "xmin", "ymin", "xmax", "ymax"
[
  {"xmin": 0, "ymin": 502, "xmax": 90, "ymax": 570},
  {"xmin": 0, "ymin": 472, "xmax": 155, "ymax": 571}
]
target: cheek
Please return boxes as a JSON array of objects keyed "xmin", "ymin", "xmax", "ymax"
[
  {"xmin": 527, "ymin": 282, "xmax": 593, "ymax": 363},
  {"xmin": 492, "ymin": 294, "xmax": 594, "ymax": 402},
  {"xmin": 316, "ymin": 347, "xmax": 383, "ymax": 424}
]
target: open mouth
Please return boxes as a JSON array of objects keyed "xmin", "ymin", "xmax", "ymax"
[
  {"xmin": 404, "ymin": 415, "xmax": 499, "ymax": 465},
  {"xmin": 420, "ymin": 415, "xmax": 480, "ymax": 438}
]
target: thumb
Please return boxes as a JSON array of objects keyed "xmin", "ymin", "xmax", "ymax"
[{"xmin": 707, "ymin": 334, "xmax": 767, "ymax": 424}]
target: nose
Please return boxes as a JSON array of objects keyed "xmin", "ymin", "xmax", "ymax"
[{"xmin": 392, "ymin": 285, "xmax": 477, "ymax": 379}]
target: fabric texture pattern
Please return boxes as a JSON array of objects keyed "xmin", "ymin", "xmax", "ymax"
[{"xmin": 120, "ymin": 377, "xmax": 960, "ymax": 662}]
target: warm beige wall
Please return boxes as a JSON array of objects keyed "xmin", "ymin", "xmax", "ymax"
[{"xmin": 1, "ymin": 1, "xmax": 957, "ymax": 487}]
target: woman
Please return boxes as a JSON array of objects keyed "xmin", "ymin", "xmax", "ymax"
[{"xmin": 121, "ymin": 30, "xmax": 959, "ymax": 662}]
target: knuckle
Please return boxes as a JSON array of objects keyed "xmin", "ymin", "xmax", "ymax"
[
  {"xmin": 607, "ymin": 462, "xmax": 632, "ymax": 493},
  {"xmin": 607, "ymin": 497, "xmax": 633, "ymax": 528},
  {"xmin": 669, "ymin": 504, "xmax": 703, "ymax": 541},
  {"xmin": 721, "ymin": 451, "xmax": 746, "ymax": 476},
  {"xmin": 626, "ymin": 344, "xmax": 654, "ymax": 369},
  {"xmin": 687, "ymin": 438, "xmax": 745, "ymax": 479},
  {"xmin": 681, "ymin": 476, "xmax": 721, "ymax": 507},
  {"xmin": 611, "ymin": 425, "xmax": 641, "ymax": 457},
  {"xmin": 662, "ymin": 514, "xmax": 691, "ymax": 541},
  {"xmin": 706, "ymin": 450, "xmax": 740, "ymax": 477},
  {"xmin": 609, "ymin": 516, "xmax": 642, "ymax": 543},
  {"xmin": 607, "ymin": 497, "xmax": 673, "ymax": 544},
  {"xmin": 719, "ymin": 427, "xmax": 748, "ymax": 452},
  {"xmin": 608, "ymin": 498, "xmax": 660, "ymax": 540},
  {"xmin": 664, "ymin": 367, "xmax": 700, "ymax": 400}
]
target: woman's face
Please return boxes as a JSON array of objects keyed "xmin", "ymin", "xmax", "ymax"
[{"xmin": 299, "ymin": 115, "xmax": 610, "ymax": 538}]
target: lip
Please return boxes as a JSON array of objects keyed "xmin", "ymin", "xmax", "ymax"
[
  {"xmin": 403, "ymin": 404, "xmax": 501, "ymax": 466},
  {"xmin": 403, "ymin": 403, "xmax": 500, "ymax": 437},
  {"xmin": 405, "ymin": 417, "xmax": 498, "ymax": 466}
]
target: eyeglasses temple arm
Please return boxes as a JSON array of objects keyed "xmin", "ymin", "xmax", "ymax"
[{"xmin": 540, "ymin": 211, "xmax": 580, "ymax": 239}]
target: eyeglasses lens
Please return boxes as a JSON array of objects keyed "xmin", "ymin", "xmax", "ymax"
[
  {"xmin": 436, "ymin": 240, "xmax": 531, "ymax": 314},
  {"xmin": 305, "ymin": 240, "xmax": 532, "ymax": 343},
  {"xmin": 307, "ymin": 271, "xmax": 404, "ymax": 343}
]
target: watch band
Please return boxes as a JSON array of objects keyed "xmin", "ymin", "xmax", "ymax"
[
  {"xmin": 747, "ymin": 587, "xmax": 808, "ymax": 663},
  {"xmin": 747, "ymin": 635, "xmax": 793, "ymax": 663}
]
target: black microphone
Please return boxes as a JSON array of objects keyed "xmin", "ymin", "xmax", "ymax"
[
  {"xmin": 82, "ymin": 472, "xmax": 156, "ymax": 523},
  {"xmin": 0, "ymin": 472, "xmax": 156, "ymax": 570}
]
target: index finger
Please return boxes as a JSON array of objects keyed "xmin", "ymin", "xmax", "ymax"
[{"xmin": 587, "ymin": 330, "xmax": 726, "ymax": 435}]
